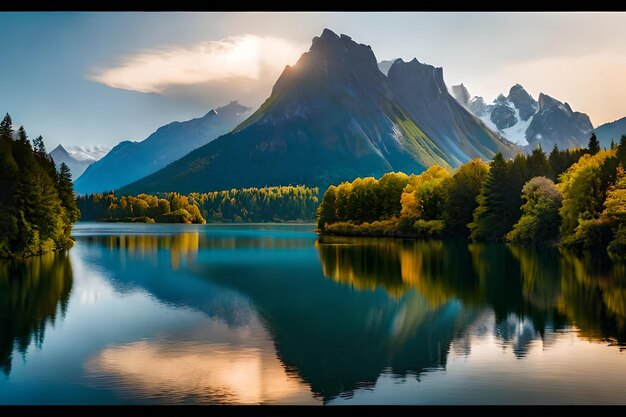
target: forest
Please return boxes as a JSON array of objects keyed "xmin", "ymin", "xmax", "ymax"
[
  {"xmin": 77, "ymin": 185, "xmax": 319, "ymax": 223},
  {"xmin": 317, "ymin": 134, "xmax": 626, "ymax": 258},
  {"xmin": 0, "ymin": 114, "xmax": 80, "ymax": 258}
]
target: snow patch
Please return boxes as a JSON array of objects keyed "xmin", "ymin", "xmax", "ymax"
[
  {"xmin": 67, "ymin": 145, "xmax": 110, "ymax": 162},
  {"xmin": 390, "ymin": 123, "xmax": 403, "ymax": 144},
  {"xmin": 478, "ymin": 99, "xmax": 531, "ymax": 146},
  {"xmin": 501, "ymin": 108, "xmax": 531, "ymax": 146}
]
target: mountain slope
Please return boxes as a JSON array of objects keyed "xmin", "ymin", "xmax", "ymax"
[
  {"xmin": 595, "ymin": 116, "xmax": 626, "ymax": 149},
  {"xmin": 49, "ymin": 145, "xmax": 92, "ymax": 179},
  {"xmin": 74, "ymin": 101, "xmax": 250, "ymax": 194},
  {"xmin": 387, "ymin": 59, "xmax": 517, "ymax": 166},
  {"xmin": 120, "ymin": 29, "xmax": 517, "ymax": 195}
]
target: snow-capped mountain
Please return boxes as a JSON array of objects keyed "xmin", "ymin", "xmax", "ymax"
[
  {"xmin": 452, "ymin": 83, "xmax": 594, "ymax": 150},
  {"xmin": 66, "ymin": 145, "xmax": 110, "ymax": 162}
]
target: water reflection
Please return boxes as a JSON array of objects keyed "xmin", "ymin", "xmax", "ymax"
[
  {"xmin": 0, "ymin": 252, "xmax": 73, "ymax": 375},
  {"xmin": 316, "ymin": 236, "xmax": 626, "ymax": 355},
  {"xmin": 1, "ymin": 225, "xmax": 626, "ymax": 404},
  {"xmin": 85, "ymin": 319, "xmax": 318, "ymax": 404}
]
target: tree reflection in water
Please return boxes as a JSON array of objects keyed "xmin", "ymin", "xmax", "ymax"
[{"xmin": 0, "ymin": 252, "xmax": 73, "ymax": 375}]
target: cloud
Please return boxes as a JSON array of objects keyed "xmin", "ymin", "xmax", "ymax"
[{"xmin": 89, "ymin": 35, "xmax": 306, "ymax": 94}]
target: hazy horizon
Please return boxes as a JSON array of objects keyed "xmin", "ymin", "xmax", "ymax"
[{"xmin": 1, "ymin": 12, "xmax": 625, "ymax": 151}]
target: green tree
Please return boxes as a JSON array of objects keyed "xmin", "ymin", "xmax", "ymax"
[
  {"xmin": 469, "ymin": 153, "xmax": 514, "ymax": 241},
  {"xmin": 58, "ymin": 162, "xmax": 80, "ymax": 224},
  {"xmin": 317, "ymin": 185, "xmax": 337, "ymax": 231},
  {"xmin": 443, "ymin": 158, "xmax": 490, "ymax": 238},
  {"xmin": 0, "ymin": 120, "xmax": 77, "ymax": 258},
  {"xmin": 506, "ymin": 176, "xmax": 562, "ymax": 244},
  {"xmin": 559, "ymin": 149, "xmax": 616, "ymax": 245},
  {"xmin": 588, "ymin": 133, "xmax": 600, "ymax": 155}
]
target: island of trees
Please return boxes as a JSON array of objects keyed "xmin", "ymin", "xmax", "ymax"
[
  {"xmin": 77, "ymin": 186, "xmax": 319, "ymax": 224},
  {"xmin": 0, "ymin": 114, "xmax": 80, "ymax": 258},
  {"xmin": 317, "ymin": 134, "xmax": 626, "ymax": 258}
]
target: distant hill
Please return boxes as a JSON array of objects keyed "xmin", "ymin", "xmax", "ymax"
[
  {"xmin": 595, "ymin": 116, "xmax": 626, "ymax": 149},
  {"xmin": 120, "ymin": 29, "xmax": 517, "ymax": 195},
  {"xmin": 73, "ymin": 101, "xmax": 251, "ymax": 195}
]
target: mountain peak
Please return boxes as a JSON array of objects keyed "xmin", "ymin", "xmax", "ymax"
[
  {"xmin": 51, "ymin": 144, "xmax": 68, "ymax": 154},
  {"xmin": 537, "ymin": 93, "xmax": 563, "ymax": 112},
  {"xmin": 215, "ymin": 101, "xmax": 251, "ymax": 120},
  {"xmin": 508, "ymin": 84, "xmax": 537, "ymax": 121},
  {"xmin": 388, "ymin": 58, "xmax": 445, "ymax": 89},
  {"xmin": 308, "ymin": 28, "xmax": 375, "ymax": 63},
  {"xmin": 319, "ymin": 28, "xmax": 340, "ymax": 41},
  {"xmin": 120, "ymin": 30, "xmax": 518, "ymax": 196}
]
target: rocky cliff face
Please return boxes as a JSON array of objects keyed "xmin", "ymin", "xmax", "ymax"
[
  {"xmin": 525, "ymin": 93, "xmax": 593, "ymax": 149},
  {"xmin": 490, "ymin": 94, "xmax": 518, "ymax": 130},
  {"xmin": 387, "ymin": 60, "xmax": 516, "ymax": 167},
  {"xmin": 508, "ymin": 84, "xmax": 537, "ymax": 121}
]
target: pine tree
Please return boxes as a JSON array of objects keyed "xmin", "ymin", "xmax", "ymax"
[
  {"xmin": 58, "ymin": 162, "xmax": 80, "ymax": 224},
  {"xmin": 0, "ymin": 119, "xmax": 78, "ymax": 257},
  {"xmin": 617, "ymin": 135, "xmax": 626, "ymax": 166},
  {"xmin": 0, "ymin": 114, "xmax": 13, "ymax": 140},
  {"xmin": 588, "ymin": 133, "xmax": 601, "ymax": 155},
  {"xmin": 469, "ymin": 153, "xmax": 514, "ymax": 241},
  {"xmin": 527, "ymin": 146, "xmax": 550, "ymax": 178}
]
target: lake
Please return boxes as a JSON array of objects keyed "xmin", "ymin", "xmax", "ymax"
[{"xmin": 0, "ymin": 222, "xmax": 625, "ymax": 405}]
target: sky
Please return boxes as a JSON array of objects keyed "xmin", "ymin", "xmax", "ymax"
[{"xmin": 1, "ymin": 12, "xmax": 625, "ymax": 151}]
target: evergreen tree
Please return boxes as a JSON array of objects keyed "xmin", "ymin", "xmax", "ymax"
[
  {"xmin": 469, "ymin": 153, "xmax": 514, "ymax": 241},
  {"xmin": 527, "ymin": 146, "xmax": 550, "ymax": 178},
  {"xmin": 617, "ymin": 135, "xmax": 626, "ymax": 166},
  {"xmin": 58, "ymin": 162, "xmax": 80, "ymax": 224},
  {"xmin": 0, "ymin": 118, "xmax": 79, "ymax": 258},
  {"xmin": 0, "ymin": 114, "xmax": 13, "ymax": 139},
  {"xmin": 588, "ymin": 133, "xmax": 600, "ymax": 155}
]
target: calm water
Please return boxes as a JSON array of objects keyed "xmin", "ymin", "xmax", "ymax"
[{"xmin": 0, "ymin": 222, "xmax": 625, "ymax": 405}]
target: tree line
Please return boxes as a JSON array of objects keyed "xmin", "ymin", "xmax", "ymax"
[
  {"xmin": 0, "ymin": 114, "xmax": 80, "ymax": 258},
  {"xmin": 317, "ymin": 133, "xmax": 626, "ymax": 258},
  {"xmin": 77, "ymin": 185, "xmax": 319, "ymax": 223}
]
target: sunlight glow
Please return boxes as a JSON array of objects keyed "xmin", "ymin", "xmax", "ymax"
[{"xmin": 89, "ymin": 35, "xmax": 305, "ymax": 94}]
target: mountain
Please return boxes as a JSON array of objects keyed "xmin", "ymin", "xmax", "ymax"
[
  {"xmin": 455, "ymin": 84, "xmax": 593, "ymax": 150},
  {"xmin": 74, "ymin": 101, "xmax": 251, "ymax": 195},
  {"xmin": 595, "ymin": 116, "xmax": 626, "ymax": 149},
  {"xmin": 525, "ymin": 93, "xmax": 594, "ymax": 149},
  {"xmin": 119, "ymin": 29, "xmax": 518, "ymax": 196},
  {"xmin": 49, "ymin": 145, "xmax": 92, "ymax": 179}
]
